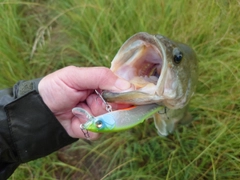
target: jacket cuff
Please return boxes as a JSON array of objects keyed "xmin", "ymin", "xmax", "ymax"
[
  {"xmin": 5, "ymin": 89, "xmax": 78, "ymax": 163},
  {"xmin": 16, "ymin": 78, "xmax": 42, "ymax": 97}
]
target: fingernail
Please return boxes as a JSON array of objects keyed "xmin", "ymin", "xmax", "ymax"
[{"xmin": 115, "ymin": 78, "xmax": 132, "ymax": 90}]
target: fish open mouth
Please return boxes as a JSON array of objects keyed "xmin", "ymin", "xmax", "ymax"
[{"xmin": 112, "ymin": 39, "xmax": 164, "ymax": 94}]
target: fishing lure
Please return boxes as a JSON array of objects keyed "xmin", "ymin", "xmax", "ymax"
[{"xmin": 72, "ymin": 104, "xmax": 163, "ymax": 134}]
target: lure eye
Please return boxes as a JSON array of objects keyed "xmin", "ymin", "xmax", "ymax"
[
  {"xmin": 173, "ymin": 48, "xmax": 183, "ymax": 64},
  {"xmin": 95, "ymin": 120, "xmax": 103, "ymax": 129}
]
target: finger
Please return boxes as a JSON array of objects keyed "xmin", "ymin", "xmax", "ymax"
[
  {"xmin": 86, "ymin": 94, "xmax": 108, "ymax": 116},
  {"xmin": 59, "ymin": 66, "xmax": 133, "ymax": 92}
]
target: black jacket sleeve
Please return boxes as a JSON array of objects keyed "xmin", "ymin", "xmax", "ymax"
[{"xmin": 0, "ymin": 79, "xmax": 78, "ymax": 179}]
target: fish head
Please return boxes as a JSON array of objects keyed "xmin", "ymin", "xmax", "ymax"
[{"xmin": 103, "ymin": 32, "xmax": 198, "ymax": 109}]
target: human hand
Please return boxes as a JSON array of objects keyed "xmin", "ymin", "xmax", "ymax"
[{"xmin": 38, "ymin": 66, "xmax": 132, "ymax": 139}]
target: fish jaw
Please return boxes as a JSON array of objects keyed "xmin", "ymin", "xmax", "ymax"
[
  {"xmin": 103, "ymin": 32, "xmax": 167, "ymax": 104},
  {"xmin": 110, "ymin": 32, "xmax": 166, "ymax": 95}
]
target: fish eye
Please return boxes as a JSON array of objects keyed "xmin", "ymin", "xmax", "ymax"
[
  {"xmin": 95, "ymin": 120, "xmax": 103, "ymax": 129},
  {"xmin": 173, "ymin": 48, "xmax": 183, "ymax": 64}
]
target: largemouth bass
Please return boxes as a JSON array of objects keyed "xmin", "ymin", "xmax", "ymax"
[{"xmin": 102, "ymin": 32, "xmax": 198, "ymax": 136}]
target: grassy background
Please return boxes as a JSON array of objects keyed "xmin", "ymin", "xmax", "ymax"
[{"xmin": 1, "ymin": 0, "xmax": 239, "ymax": 179}]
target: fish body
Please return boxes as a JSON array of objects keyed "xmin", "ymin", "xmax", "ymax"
[
  {"xmin": 72, "ymin": 104, "xmax": 163, "ymax": 133},
  {"xmin": 102, "ymin": 32, "xmax": 198, "ymax": 136}
]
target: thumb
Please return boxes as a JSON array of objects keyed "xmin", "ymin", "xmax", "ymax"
[{"xmin": 59, "ymin": 66, "xmax": 133, "ymax": 91}]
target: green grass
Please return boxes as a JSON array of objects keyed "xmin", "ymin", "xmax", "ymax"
[{"xmin": 1, "ymin": 0, "xmax": 239, "ymax": 179}]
